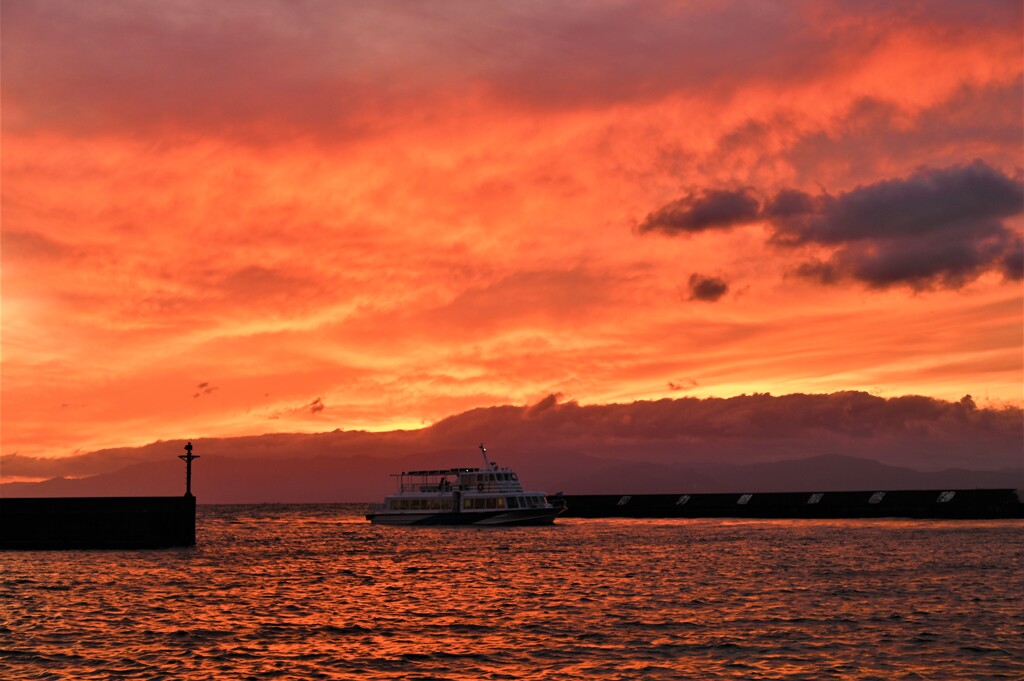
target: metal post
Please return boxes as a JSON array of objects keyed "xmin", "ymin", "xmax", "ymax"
[{"xmin": 179, "ymin": 441, "xmax": 199, "ymax": 497}]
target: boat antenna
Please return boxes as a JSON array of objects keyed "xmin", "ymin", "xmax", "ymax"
[{"xmin": 479, "ymin": 443, "xmax": 494, "ymax": 470}]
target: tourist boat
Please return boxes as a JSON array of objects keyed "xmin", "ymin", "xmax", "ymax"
[{"xmin": 365, "ymin": 445, "xmax": 565, "ymax": 525}]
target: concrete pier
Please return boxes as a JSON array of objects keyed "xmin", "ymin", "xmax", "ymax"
[
  {"xmin": 555, "ymin": 488, "xmax": 1024, "ymax": 519},
  {"xmin": 0, "ymin": 496, "xmax": 196, "ymax": 550}
]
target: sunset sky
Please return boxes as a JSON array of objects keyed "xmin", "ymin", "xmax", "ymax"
[{"xmin": 2, "ymin": 0, "xmax": 1022, "ymax": 463}]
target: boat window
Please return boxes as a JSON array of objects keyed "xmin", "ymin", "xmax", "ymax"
[
  {"xmin": 511, "ymin": 473, "xmax": 518, "ymax": 481},
  {"xmin": 485, "ymin": 497, "xmax": 497, "ymax": 509},
  {"xmin": 463, "ymin": 498, "xmax": 472, "ymax": 509},
  {"xmin": 497, "ymin": 497, "xmax": 506, "ymax": 509},
  {"xmin": 507, "ymin": 497, "xmax": 519, "ymax": 509}
]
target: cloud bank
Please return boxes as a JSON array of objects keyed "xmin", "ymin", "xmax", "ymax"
[
  {"xmin": 644, "ymin": 161, "xmax": 1024, "ymax": 290},
  {"xmin": 5, "ymin": 393, "xmax": 1020, "ymax": 485}
]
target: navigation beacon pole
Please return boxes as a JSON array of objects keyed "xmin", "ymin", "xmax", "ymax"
[{"xmin": 179, "ymin": 441, "xmax": 199, "ymax": 497}]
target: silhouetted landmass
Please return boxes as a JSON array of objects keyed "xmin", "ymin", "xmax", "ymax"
[{"xmin": 3, "ymin": 393, "xmax": 1021, "ymax": 503}]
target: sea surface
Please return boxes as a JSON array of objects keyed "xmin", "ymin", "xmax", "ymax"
[{"xmin": 2, "ymin": 505, "xmax": 1022, "ymax": 680}]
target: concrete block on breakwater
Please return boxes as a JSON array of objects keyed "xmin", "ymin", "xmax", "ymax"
[
  {"xmin": 0, "ymin": 496, "xmax": 196, "ymax": 550},
  {"xmin": 554, "ymin": 488, "xmax": 1024, "ymax": 519}
]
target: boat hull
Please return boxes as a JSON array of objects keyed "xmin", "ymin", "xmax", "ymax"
[{"xmin": 366, "ymin": 508, "xmax": 561, "ymax": 526}]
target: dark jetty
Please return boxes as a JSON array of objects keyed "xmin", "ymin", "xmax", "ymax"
[
  {"xmin": 0, "ymin": 442, "xmax": 199, "ymax": 550},
  {"xmin": 1, "ymin": 496, "xmax": 196, "ymax": 549},
  {"xmin": 555, "ymin": 488, "xmax": 1024, "ymax": 519}
]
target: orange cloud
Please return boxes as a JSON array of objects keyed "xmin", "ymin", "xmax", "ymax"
[{"xmin": 2, "ymin": 1, "xmax": 1021, "ymax": 461}]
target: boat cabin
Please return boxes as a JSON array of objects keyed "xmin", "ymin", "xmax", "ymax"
[{"xmin": 382, "ymin": 464, "xmax": 549, "ymax": 514}]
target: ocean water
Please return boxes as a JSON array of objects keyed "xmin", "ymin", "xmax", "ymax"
[{"xmin": 2, "ymin": 505, "xmax": 1022, "ymax": 680}]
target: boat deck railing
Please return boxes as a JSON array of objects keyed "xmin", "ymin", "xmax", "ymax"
[{"xmin": 395, "ymin": 481, "xmax": 526, "ymax": 494}]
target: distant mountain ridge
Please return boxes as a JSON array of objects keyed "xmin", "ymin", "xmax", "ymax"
[
  {"xmin": 2, "ymin": 452, "xmax": 1020, "ymax": 504},
  {"xmin": 3, "ymin": 392, "xmax": 1021, "ymax": 502}
]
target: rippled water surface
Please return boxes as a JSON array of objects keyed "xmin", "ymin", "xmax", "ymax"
[{"xmin": 2, "ymin": 505, "xmax": 1022, "ymax": 679}]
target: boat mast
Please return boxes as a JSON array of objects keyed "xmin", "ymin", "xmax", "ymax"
[{"xmin": 479, "ymin": 443, "xmax": 494, "ymax": 470}]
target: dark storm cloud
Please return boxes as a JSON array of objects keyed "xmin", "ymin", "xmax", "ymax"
[
  {"xmin": 768, "ymin": 161, "xmax": 1023, "ymax": 245},
  {"xmin": 642, "ymin": 161, "xmax": 1023, "ymax": 291},
  {"xmin": 768, "ymin": 161, "xmax": 1024, "ymax": 289},
  {"xmin": 639, "ymin": 189, "xmax": 760, "ymax": 234},
  {"xmin": 687, "ymin": 274, "xmax": 729, "ymax": 302},
  {"xmin": 763, "ymin": 189, "xmax": 817, "ymax": 219}
]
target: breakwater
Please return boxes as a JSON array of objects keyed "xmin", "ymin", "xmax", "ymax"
[
  {"xmin": 555, "ymin": 488, "xmax": 1023, "ymax": 519},
  {"xmin": 0, "ymin": 496, "xmax": 196, "ymax": 550}
]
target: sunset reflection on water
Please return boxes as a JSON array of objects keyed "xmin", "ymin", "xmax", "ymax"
[{"xmin": 2, "ymin": 506, "xmax": 1022, "ymax": 679}]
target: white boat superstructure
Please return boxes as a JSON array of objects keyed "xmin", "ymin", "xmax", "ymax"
[{"xmin": 365, "ymin": 445, "xmax": 564, "ymax": 526}]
